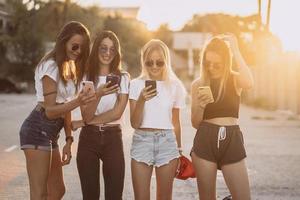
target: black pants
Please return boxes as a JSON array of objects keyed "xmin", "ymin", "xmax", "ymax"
[{"xmin": 77, "ymin": 125, "xmax": 125, "ymax": 200}]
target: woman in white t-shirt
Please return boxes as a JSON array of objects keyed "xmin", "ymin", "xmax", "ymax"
[
  {"xmin": 129, "ymin": 39, "xmax": 186, "ymax": 200},
  {"xmin": 72, "ymin": 30, "xmax": 129, "ymax": 200},
  {"xmin": 19, "ymin": 21, "xmax": 94, "ymax": 200}
]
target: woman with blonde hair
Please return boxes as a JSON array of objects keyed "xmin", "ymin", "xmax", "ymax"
[
  {"xmin": 129, "ymin": 39, "xmax": 186, "ymax": 200},
  {"xmin": 191, "ymin": 33, "xmax": 254, "ymax": 200}
]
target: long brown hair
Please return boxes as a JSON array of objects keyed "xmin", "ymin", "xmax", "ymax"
[
  {"xmin": 40, "ymin": 21, "xmax": 90, "ymax": 86},
  {"xmin": 199, "ymin": 36, "xmax": 232, "ymax": 102},
  {"xmin": 86, "ymin": 30, "xmax": 123, "ymax": 84}
]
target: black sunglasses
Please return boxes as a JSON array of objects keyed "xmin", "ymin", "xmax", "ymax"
[
  {"xmin": 203, "ymin": 60, "xmax": 223, "ymax": 70},
  {"xmin": 71, "ymin": 44, "xmax": 80, "ymax": 51},
  {"xmin": 145, "ymin": 60, "xmax": 165, "ymax": 67}
]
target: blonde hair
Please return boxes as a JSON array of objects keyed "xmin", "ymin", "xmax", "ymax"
[
  {"xmin": 199, "ymin": 36, "xmax": 233, "ymax": 102},
  {"xmin": 139, "ymin": 39, "xmax": 175, "ymax": 82},
  {"xmin": 139, "ymin": 39, "xmax": 186, "ymax": 95}
]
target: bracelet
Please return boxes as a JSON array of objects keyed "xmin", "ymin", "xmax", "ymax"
[{"xmin": 65, "ymin": 136, "xmax": 74, "ymax": 143}]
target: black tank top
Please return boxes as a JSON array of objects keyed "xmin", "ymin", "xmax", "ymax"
[{"xmin": 203, "ymin": 75, "xmax": 240, "ymax": 119}]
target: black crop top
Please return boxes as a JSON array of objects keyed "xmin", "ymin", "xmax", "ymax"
[{"xmin": 203, "ymin": 75, "xmax": 240, "ymax": 119}]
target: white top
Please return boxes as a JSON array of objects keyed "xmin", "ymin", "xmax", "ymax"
[
  {"xmin": 81, "ymin": 73, "xmax": 130, "ymax": 125},
  {"xmin": 34, "ymin": 59, "xmax": 76, "ymax": 103},
  {"xmin": 129, "ymin": 79, "xmax": 186, "ymax": 129}
]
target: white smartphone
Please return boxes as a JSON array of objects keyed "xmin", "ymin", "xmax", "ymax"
[
  {"xmin": 198, "ymin": 86, "xmax": 214, "ymax": 103},
  {"xmin": 82, "ymin": 81, "xmax": 95, "ymax": 94}
]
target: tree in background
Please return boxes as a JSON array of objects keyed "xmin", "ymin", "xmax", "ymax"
[
  {"xmin": 2, "ymin": 1, "xmax": 282, "ymax": 83},
  {"xmin": 35, "ymin": 1, "xmax": 105, "ymax": 41},
  {"xmin": 2, "ymin": 0, "xmax": 151, "ymax": 81},
  {"xmin": 102, "ymin": 16, "xmax": 151, "ymax": 77},
  {"xmin": 153, "ymin": 24, "xmax": 173, "ymax": 47},
  {"xmin": 182, "ymin": 13, "xmax": 282, "ymax": 66},
  {"xmin": 4, "ymin": 0, "xmax": 45, "ymax": 81}
]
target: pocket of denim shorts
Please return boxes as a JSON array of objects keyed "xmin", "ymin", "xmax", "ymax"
[
  {"xmin": 40, "ymin": 117, "xmax": 64, "ymax": 138},
  {"xmin": 166, "ymin": 133, "xmax": 176, "ymax": 143},
  {"xmin": 41, "ymin": 110, "xmax": 64, "ymax": 126},
  {"xmin": 20, "ymin": 120, "xmax": 41, "ymax": 139},
  {"xmin": 132, "ymin": 133, "xmax": 145, "ymax": 142}
]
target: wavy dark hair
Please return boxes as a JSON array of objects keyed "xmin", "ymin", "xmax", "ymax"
[
  {"xmin": 40, "ymin": 21, "xmax": 90, "ymax": 86},
  {"xmin": 86, "ymin": 30, "xmax": 123, "ymax": 84}
]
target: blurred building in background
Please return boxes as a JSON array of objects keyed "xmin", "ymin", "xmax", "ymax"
[
  {"xmin": 0, "ymin": 0, "xmax": 11, "ymax": 35},
  {"xmin": 250, "ymin": 52, "xmax": 300, "ymax": 115},
  {"xmin": 101, "ymin": 7, "xmax": 140, "ymax": 19}
]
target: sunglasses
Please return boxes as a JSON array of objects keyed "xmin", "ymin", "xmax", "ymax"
[
  {"xmin": 99, "ymin": 46, "xmax": 116, "ymax": 55},
  {"xmin": 145, "ymin": 60, "xmax": 165, "ymax": 67},
  {"xmin": 71, "ymin": 44, "xmax": 80, "ymax": 51},
  {"xmin": 203, "ymin": 60, "xmax": 223, "ymax": 70}
]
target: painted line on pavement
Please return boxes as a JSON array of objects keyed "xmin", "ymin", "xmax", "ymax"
[{"xmin": 4, "ymin": 145, "xmax": 18, "ymax": 152}]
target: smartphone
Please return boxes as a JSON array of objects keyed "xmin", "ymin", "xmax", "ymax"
[
  {"xmin": 106, "ymin": 75, "xmax": 120, "ymax": 88},
  {"xmin": 198, "ymin": 86, "xmax": 214, "ymax": 103},
  {"xmin": 145, "ymin": 80, "xmax": 156, "ymax": 91},
  {"xmin": 82, "ymin": 81, "xmax": 95, "ymax": 94}
]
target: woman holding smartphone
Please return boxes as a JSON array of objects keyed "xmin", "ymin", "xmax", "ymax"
[
  {"xmin": 74, "ymin": 30, "xmax": 129, "ymax": 200},
  {"xmin": 19, "ymin": 21, "xmax": 93, "ymax": 200},
  {"xmin": 191, "ymin": 33, "xmax": 254, "ymax": 200},
  {"xmin": 129, "ymin": 39, "xmax": 186, "ymax": 200}
]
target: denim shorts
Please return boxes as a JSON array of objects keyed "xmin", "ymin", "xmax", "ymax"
[
  {"xmin": 130, "ymin": 129, "xmax": 180, "ymax": 167},
  {"xmin": 19, "ymin": 105, "xmax": 64, "ymax": 151}
]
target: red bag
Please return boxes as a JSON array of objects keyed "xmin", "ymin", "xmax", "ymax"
[{"xmin": 176, "ymin": 155, "xmax": 196, "ymax": 180}]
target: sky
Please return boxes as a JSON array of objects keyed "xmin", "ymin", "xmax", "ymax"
[{"xmin": 75, "ymin": 0, "xmax": 300, "ymax": 52}]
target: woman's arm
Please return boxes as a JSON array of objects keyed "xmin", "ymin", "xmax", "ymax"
[
  {"xmin": 225, "ymin": 34, "xmax": 254, "ymax": 89},
  {"xmin": 130, "ymin": 86, "xmax": 156, "ymax": 129},
  {"xmin": 80, "ymin": 83, "xmax": 119, "ymax": 123},
  {"xmin": 42, "ymin": 76, "xmax": 95, "ymax": 119},
  {"xmin": 172, "ymin": 108, "xmax": 182, "ymax": 152},
  {"xmin": 87, "ymin": 94, "xmax": 129, "ymax": 125},
  {"xmin": 71, "ymin": 93, "xmax": 129, "ymax": 131},
  {"xmin": 191, "ymin": 80, "xmax": 204, "ymax": 129},
  {"xmin": 191, "ymin": 79, "xmax": 213, "ymax": 129},
  {"xmin": 62, "ymin": 111, "xmax": 72, "ymax": 165},
  {"xmin": 129, "ymin": 98, "xmax": 145, "ymax": 129}
]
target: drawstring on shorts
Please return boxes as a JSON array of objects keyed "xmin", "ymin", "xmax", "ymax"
[{"xmin": 217, "ymin": 126, "xmax": 226, "ymax": 149}]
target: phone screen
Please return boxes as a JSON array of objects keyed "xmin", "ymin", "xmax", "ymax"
[
  {"xmin": 106, "ymin": 75, "xmax": 120, "ymax": 87},
  {"xmin": 145, "ymin": 80, "xmax": 157, "ymax": 91}
]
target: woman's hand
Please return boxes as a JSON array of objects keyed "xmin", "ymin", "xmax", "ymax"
[
  {"xmin": 77, "ymin": 90, "xmax": 97, "ymax": 105},
  {"xmin": 196, "ymin": 89, "xmax": 214, "ymax": 108},
  {"xmin": 96, "ymin": 82, "xmax": 119, "ymax": 97},
  {"xmin": 61, "ymin": 143, "xmax": 72, "ymax": 166},
  {"xmin": 175, "ymin": 157, "xmax": 181, "ymax": 177},
  {"xmin": 71, "ymin": 120, "xmax": 85, "ymax": 131},
  {"xmin": 138, "ymin": 85, "xmax": 157, "ymax": 102}
]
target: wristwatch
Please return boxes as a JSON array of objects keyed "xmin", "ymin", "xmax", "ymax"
[{"xmin": 65, "ymin": 136, "xmax": 74, "ymax": 143}]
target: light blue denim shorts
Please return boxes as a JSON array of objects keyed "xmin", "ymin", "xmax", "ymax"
[{"xmin": 130, "ymin": 129, "xmax": 180, "ymax": 167}]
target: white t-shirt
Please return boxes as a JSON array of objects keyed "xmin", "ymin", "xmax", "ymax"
[
  {"xmin": 81, "ymin": 73, "xmax": 130, "ymax": 125},
  {"xmin": 129, "ymin": 78, "xmax": 186, "ymax": 129},
  {"xmin": 34, "ymin": 59, "xmax": 76, "ymax": 103}
]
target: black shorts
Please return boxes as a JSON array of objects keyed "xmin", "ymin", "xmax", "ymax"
[
  {"xmin": 191, "ymin": 121, "xmax": 246, "ymax": 170},
  {"xmin": 19, "ymin": 105, "xmax": 64, "ymax": 151}
]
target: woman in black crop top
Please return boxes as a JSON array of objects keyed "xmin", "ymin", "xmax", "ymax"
[{"xmin": 191, "ymin": 33, "xmax": 254, "ymax": 200}]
